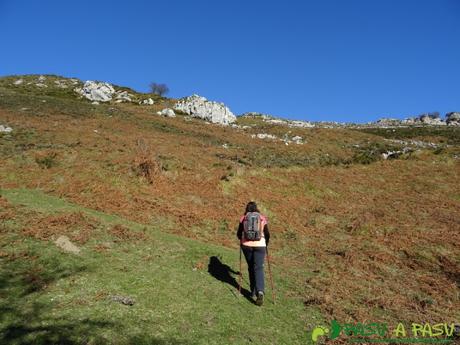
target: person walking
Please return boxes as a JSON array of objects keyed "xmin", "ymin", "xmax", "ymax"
[{"xmin": 237, "ymin": 201, "xmax": 270, "ymax": 306}]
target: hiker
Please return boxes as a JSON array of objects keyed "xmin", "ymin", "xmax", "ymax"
[{"xmin": 237, "ymin": 201, "xmax": 270, "ymax": 306}]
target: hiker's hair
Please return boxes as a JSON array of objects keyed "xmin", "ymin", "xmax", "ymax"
[{"xmin": 245, "ymin": 201, "xmax": 260, "ymax": 214}]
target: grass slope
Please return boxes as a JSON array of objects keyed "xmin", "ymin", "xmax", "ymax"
[{"xmin": 0, "ymin": 188, "xmax": 321, "ymax": 345}]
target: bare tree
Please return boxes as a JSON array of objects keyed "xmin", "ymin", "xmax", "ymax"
[{"xmin": 149, "ymin": 82, "xmax": 169, "ymax": 96}]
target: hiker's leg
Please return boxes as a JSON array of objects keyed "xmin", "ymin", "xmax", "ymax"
[
  {"xmin": 253, "ymin": 247, "xmax": 266, "ymax": 293},
  {"xmin": 242, "ymin": 246, "xmax": 255, "ymax": 294}
]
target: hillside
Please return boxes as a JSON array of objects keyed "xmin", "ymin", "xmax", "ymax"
[{"xmin": 1, "ymin": 74, "xmax": 459, "ymax": 344}]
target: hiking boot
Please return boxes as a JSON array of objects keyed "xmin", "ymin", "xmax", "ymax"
[{"xmin": 256, "ymin": 291, "xmax": 264, "ymax": 306}]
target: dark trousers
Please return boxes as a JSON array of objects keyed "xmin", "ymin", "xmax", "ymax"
[{"xmin": 241, "ymin": 245, "xmax": 266, "ymax": 294}]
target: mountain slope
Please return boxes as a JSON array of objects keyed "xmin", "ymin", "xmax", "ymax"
[{"xmin": 1, "ymin": 74, "xmax": 459, "ymax": 344}]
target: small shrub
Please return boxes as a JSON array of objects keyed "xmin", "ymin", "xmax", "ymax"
[
  {"xmin": 35, "ymin": 151, "xmax": 57, "ymax": 169},
  {"xmin": 351, "ymin": 142, "xmax": 403, "ymax": 164},
  {"xmin": 133, "ymin": 139, "xmax": 162, "ymax": 184}
]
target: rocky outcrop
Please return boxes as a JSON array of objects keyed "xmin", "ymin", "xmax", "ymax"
[
  {"xmin": 240, "ymin": 112, "xmax": 314, "ymax": 128},
  {"xmin": 251, "ymin": 133, "xmax": 277, "ymax": 140},
  {"xmin": 114, "ymin": 90, "xmax": 132, "ymax": 103},
  {"xmin": 75, "ymin": 81, "xmax": 115, "ymax": 102},
  {"xmin": 174, "ymin": 94, "xmax": 236, "ymax": 125},
  {"xmin": 384, "ymin": 138, "xmax": 438, "ymax": 149},
  {"xmin": 374, "ymin": 113, "xmax": 460, "ymax": 127},
  {"xmin": 54, "ymin": 79, "xmax": 69, "ymax": 88},
  {"xmin": 157, "ymin": 108, "xmax": 176, "ymax": 117},
  {"xmin": 140, "ymin": 98, "xmax": 155, "ymax": 105},
  {"xmin": 419, "ymin": 114, "xmax": 445, "ymax": 125},
  {"xmin": 446, "ymin": 112, "xmax": 460, "ymax": 126},
  {"xmin": 0, "ymin": 125, "xmax": 13, "ymax": 133},
  {"xmin": 381, "ymin": 147, "xmax": 412, "ymax": 160},
  {"xmin": 291, "ymin": 135, "xmax": 303, "ymax": 144},
  {"xmin": 376, "ymin": 118, "xmax": 402, "ymax": 126}
]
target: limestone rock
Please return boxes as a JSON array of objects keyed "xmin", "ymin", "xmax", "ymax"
[
  {"xmin": 115, "ymin": 90, "xmax": 132, "ymax": 103},
  {"xmin": 402, "ymin": 117, "xmax": 417, "ymax": 125},
  {"xmin": 446, "ymin": 112, "xmax": 460, "ymax": 126},
  {"xmin": 376, "ymin": 118, "xmax": 402, "ymax": 126},
  {"xmin": 419, "ymin": 114, "xmax": 444, "ymax": 125},
  {"xmin": 0, "ymin": 125, "xmax": 13, "ymax": 133},
  {"xmin": 13, "ymin": 79, "xmax": 23, "ymax": 86},
  {"xmin": 174, "ymin": 94, "xmax": 236, "ymax": 125},
  {"xmin": 240, "ymin": 112, "xmax": 314, "ymax": 128},
  {"xmin": 55, "ymin": 235, "xmax": 80, "ymax": 254},
  {"xmin": 157, "ymin": 108, "xmax": 176, "ymax": 117},
  {"xmin": 292, "ymin": 135, "xmax": 303, "ymax": 144},
  {"xmin": 54, "ymin": 79, "xmax": 68, "ymax": 88},
  {"xmin": 110, "ymin": 295, "xmax": 135, "ymax": 306},
  {"xmin": 75, "ymin": 81, "xmax": 115, "ymax": 102},
  {"xmin": 140, "ymin": 98, "xmax": 154, "ymax": 105},
  {"xmin": 251, "ymin": 133, "xmax": 277, "ymax": 140}
]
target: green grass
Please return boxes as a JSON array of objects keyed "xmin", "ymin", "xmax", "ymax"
[{"xmin": 0, "ymin": 188, "xmax": 323, "ymax": 345}]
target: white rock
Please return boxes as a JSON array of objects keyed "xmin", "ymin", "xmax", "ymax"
[
  {"xmin": 376, "ymin": 118, "xmax": 401, "ymax": 126},
  {"xmin": 382, "ymin": 147, "xmax": 412, "ymax": 160},
  {"xmin": 420, "ymin": 115, "xmax": 445, "ymax": 125},
  {"xmin": 38, "ymin": 75, "xmax": 46, "ymax": 82},
  {"xmin": 55, "ymin": 235, "xmax": 80, "ymax": 254},
  {"xmin": 157, "ymin": 108, "xmax": 176, "ymax": 117},
  {"xmin": 140, "ymin": 98, "xmax": 154, "ymax": 105},
  {"xmin": 174, "ymin": 94, "xmax": 236, "ymax": 125},
  {"xmin": 251, "ymin": 133, "xmax": 277, "ymax": 140},
  {"xmin": 35, "ymin": 83, "xmax": 48, "ymax": 88},
  {"xmin": 115, "ymin": 90, "xmax": 132, "ymax": 102},
  {"xmin": 240, "ymin": 112, "xmax": 315, "ymax": 128},
  {"xmin": 0, "ymin": 125, "xmax": 13, "ymax": 133},
  {"xmin": 292, "ymin": 135, "xmax": 303, "ymax": 144},
  {"xmin": 92, "ymin": 101, "xmax": 100, "ymax": 105},
  {"xmin": 288, "ymin": 120, "xmax": 315, "ymax": 128},
  {"xmin": 54, "ymin": 80, "xmax": 68, "ymax": 88},
  {"xmin": 75, "ymin": 81, "xmax": 115, "ymax": 102},
  {"xmin": 402, "ymin": 117, "xmax": 417, "ymax": 125},
  {"xmin": 13, "ymin": 79, "xmax": 23, "ymax": 85},
  {"xmin": 446, "ymin": 112, "xmax": 460, "ymax": 126}
]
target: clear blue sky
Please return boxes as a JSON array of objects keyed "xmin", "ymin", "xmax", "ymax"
[{"xmin": 1, "ymin": 0, "xmax": 459, "ymax": 122}]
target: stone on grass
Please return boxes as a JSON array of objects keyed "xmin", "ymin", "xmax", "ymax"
[{"xmin": 54, "ymin": 235, "xmax": 80, "ymax": 254}]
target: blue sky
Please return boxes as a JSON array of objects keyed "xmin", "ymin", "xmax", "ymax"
[{"xmin": 1, "ymin": 0, "xmax": 459, "ymax": 122}]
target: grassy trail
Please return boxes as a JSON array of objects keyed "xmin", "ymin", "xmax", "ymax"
[{"xmin": 0, "ymin": 188, "xmax": 322, "ymax": 345}]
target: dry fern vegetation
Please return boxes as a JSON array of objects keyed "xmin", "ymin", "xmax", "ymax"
[{"xmin": 0, "ymin": 75, "xmax": 459, "ymax": 344}]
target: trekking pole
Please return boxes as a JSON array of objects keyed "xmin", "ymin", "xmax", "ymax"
[
  {"xmin": 266, "ymin": 246, "xmax": 276, "ymax": 304},
  {"xmin": 238, "ymin": 242, "xmax": 243, "ymax": 296}
]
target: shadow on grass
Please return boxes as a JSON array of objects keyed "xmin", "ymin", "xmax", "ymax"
[
  {"xmin": 0, "ymin": 249, "xmax": 194, "ymax": 345},
  {"xmin": 207, "ymin": 256, "xmax": 254, "ymax": 304}
]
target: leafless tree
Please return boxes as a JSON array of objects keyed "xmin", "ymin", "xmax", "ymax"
[{"xmin": 149, "ymin": 82, "xmax": 169, "ymax": 96}]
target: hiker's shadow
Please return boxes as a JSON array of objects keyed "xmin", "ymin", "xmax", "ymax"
[{"xmin": 208, "ymin": 256, "xmax": 254, "ymax": 304}]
